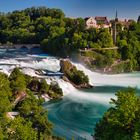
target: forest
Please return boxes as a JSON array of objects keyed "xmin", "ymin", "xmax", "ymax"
[
  {"xmin": 0, "ymin": 6, "xmax": 140, "ymax": 140},
  {"xmin": 0, "ymin": 7, "xmax": 140, "ymax": 71},
  {"xmin": 94, "ymin": 88, "xmax": 140, "ymax": 140},
  {"xmin": 0, "ymin": 68, "xmax": 64, "ymax": 140}
]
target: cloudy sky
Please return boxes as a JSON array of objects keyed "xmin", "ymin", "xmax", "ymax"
[{"xmin": 0, "ymin": 0, "xmax": 140, "ymax": 20}]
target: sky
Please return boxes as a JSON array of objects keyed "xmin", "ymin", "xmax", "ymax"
[{"xmin": 0, "ymin": 0, "xmax": 140, "ymax": 20}]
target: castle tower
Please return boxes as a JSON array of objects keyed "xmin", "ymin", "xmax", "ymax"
[
  {"xmin": 112, "ymin": 11, "xmax": 118, "ymax": 45},
  {"xmin": 137, "ymin": 15, "xmax": 140, "ymax": 23},
  {"xmin": 115, "ymin": 10, "xmax": 118, "ymax": 22}
]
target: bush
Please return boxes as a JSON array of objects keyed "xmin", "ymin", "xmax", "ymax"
[{"xmin": 94, "ymin": 88, "xmax": 140, "ymax": 140}]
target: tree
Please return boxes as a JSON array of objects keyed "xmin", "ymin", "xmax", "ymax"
[
  {"xmin": 0, "ymin": 121, "xmax": 7, "ymax": 139},
  {"xmin": 8, "ymin": 117, "xmax": 37, "ymax": 140},
  {"xmin": 17, "ymin": 91, "xmax": 53, "ymax": 138},
  {"xmin": 97, "ymin": 29, "xmax": 113, "ymax": 48},
  {"xmin": 94, "ymin": 88, "xmax": 140, "ymax": 140},
  {"xmin": 0, "ymin": 70, "xmax": 58, "ymax": 140},
  {"xmin": 39, "ymin": 79, "xmax": 50, "ymax": 94},
  {"xmin": 0, "ymin": 73, "xmax": 12, "ymax": 115},
  {"xmin": 9, "ymin": 68, "xmax": 26, "ymax": 92},
  {"xmin": 48, "ymin": 82, "xmax": 63, "ymax": 98}
]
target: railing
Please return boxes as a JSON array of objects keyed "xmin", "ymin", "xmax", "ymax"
[{"xmin": 79, "ymin": 46, "xmax": 118, "ymax": 52}]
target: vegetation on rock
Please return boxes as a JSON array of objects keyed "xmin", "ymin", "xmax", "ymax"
[
  {"xmin": 28, "ymin": 77, "xmax": 63, "ymax": 99},
  {"xmin": 60, "ymin": 59, "xmax": 90, "ymax": 88}
]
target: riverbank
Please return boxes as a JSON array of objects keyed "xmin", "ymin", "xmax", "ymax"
[
  {"xmin": 0, "ymin": 66, "xmax": 65, "ymax": 140},
  {"xmin": 1, "ymin": 44, "xmax": 139, "ymax": 75},
  {"xmin": 76, "ymin": 52, "xmax": 139, "ymax": 75},
  {"xmin": 0, "ymin": 44, "xmax": 40, "ymax": 49}
]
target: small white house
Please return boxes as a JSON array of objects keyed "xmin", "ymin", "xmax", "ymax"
[
  {"xmin": 85, "ymin": 17, "xmax": 97, "ymax": 28},
  {"xmin": 85, "ymin": 16, "xmax": 111, "ymax": 29}
]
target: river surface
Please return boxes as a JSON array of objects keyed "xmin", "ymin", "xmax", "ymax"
[{"xmin": 0, "ymin": 48, "xmax": 140, "ymax": 140}]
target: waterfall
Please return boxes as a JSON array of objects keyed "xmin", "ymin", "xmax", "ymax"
[
  {"xmin": 1, "ymin": 50, "xmax": 140, "ymax": 140},
  {"xmin": 74, "ymin": 63, "xmax": 140, "ymax": 88}
]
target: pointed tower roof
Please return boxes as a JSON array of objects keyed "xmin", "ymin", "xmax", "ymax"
[
  {"xmin": 137, "ymin": 16, "xmax": 140, "ymax": 23},
  {"xmin": 115, "ymin": 10, "xmax": 118, "ymax": 22}
]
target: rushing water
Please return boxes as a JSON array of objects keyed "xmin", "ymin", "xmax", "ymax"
[{"xmin": 0, "ymin": 48, "xmax": 140, "ymax": 140}]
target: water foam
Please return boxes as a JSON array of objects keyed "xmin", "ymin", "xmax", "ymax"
[
  {"xmin": 0, "ymin": 54, "xmax": 139, "ymax": 105},
  {"xmin": 74, "ymin": 63, "xmax": 140, "ymax": 88}
]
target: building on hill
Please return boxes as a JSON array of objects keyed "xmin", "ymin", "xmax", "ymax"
[
  {"xmin": 137, "ymin": 16, "xmax": 140, "ymax": 23},
  {"xmin": 110, "ymin": 10, "xmax": 135, "ymax": 45},
  {"xmin": 95, "ymin": 16, "xmax": 111, "ymax": 28},
  {"xmin": 85, "ymin": 16, "xmax": 111, "ymax": 29},
  {"xmin": 111, "ymin": 20, "xmax": 126, "ymax": 45},
  {"xmin": 110, "ymin": 19, "xmax": 130, "ymax": 30},
  {"xmin": 84, "ymin": 17, "xmax": 97, "ymax": 28}
]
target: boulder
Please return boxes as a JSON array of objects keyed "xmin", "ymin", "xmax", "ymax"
[{"xmin": 60, "ymin": 59, "xmax": 92, "ymax": 88}]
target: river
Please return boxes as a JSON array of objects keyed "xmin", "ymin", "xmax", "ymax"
[{"xmin": 0, "ymin": 48, "xmax": 140, "ymax": 140}]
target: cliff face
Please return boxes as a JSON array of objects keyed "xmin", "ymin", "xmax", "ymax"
[
  {"xmin": 60, "ymin": 59, "xmax": 76, "ymax": 74},
  {"xmin": 60, "ymin": 59, "xmax": 92, "ymax": 88}
]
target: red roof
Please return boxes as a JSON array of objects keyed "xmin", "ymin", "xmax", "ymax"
[
  {"xmin": 84, "ymin": 17, "xmax": 93, "ymax": 21},
  {"xmin": 95, "ymin": 16, "xmax": 107, "ymax": 21}
]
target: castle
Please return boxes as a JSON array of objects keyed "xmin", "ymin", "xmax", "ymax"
[
  {"xmin": 85, "ymin": 11, "xmax": 135, "ymax": 45},
  {"xmin": 84, "ymin": 16, "xmax": 111, "ymax": 29}
]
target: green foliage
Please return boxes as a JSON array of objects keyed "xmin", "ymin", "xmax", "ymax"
[
  {"xmin": 94, "ymin": 88, "xmax": 140, "ymax": 140},
  {"xmin": 1, "ymin": 6, "xmax": 140, "ymax": 69},
  {"xmin": 68, "ymin": 68, "xmax": 89, "ymax": 85},
  {"xmin": 18, "ymin": 91, "xmax": 41, "ymax": 116},
  {"xmin": 27, "ymin": 77, "xmax": 63, "ymax": 99},
  {"xmin": 28, "ymin": 78, "xmax": 40, "ymax": 92},
  {"xmin": 17, "ymin": 91, "xmax": 53, "ymax": 137},
  {"xmin": 8, "ymin": 117, "xmax": 37, "ymax": 140},
  {"xmin": 0, "ymin": 69, "xmax": 62, "ymax": 140},
  {"xmin": 0, "ymin": 7, "xmax": 115, "ymax": 58},
  {"xmin": 9, "ymin": 68, "xmax": 26, "ymax": 92},
  {"xmin": 60, "ymin": 60, "xmax": 89, "ymax": 86},
  {"xmin": 48, "ymin": 82, "xmax": 63, "ymax": 98},
  {"xmin": 39, "ymin": 79, "xmax": 50, "ymax": 94},
  {"xmin": 1, "ymin": 7, "xmax": 140, "ymax": 72},
  {"xmin": 97, "ymin": 29, "xmax": 113, "ymax": 48},
  {"xmin": 132, "ymin": 132, "xmax": 140, "ymax": 140},
  {"xmin": 117, "ymin": 22, "xmax": 140, "ymax": 71},
  {"xmin": 0, "ymin": 120, "xmax": 8, "ymax": 139},
  {"xmin": 111, "ymin": 60, "xmax": 138, "ymax": 73},
  {"xmin": 0, "ymin": 73, "xmax": 12, "ymax": 115}
]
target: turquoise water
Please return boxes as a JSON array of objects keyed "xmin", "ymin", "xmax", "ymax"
[
  {"xmin": 44, "ymin": 71, "xmax": 140, "ymax": 140},
  {"xmin": 44, "ymin": 94, "xmax": 108, "ymax": 139},
  {"xmin": 0, "ymin": 49, "xmax": 140, "ymax": 140}
]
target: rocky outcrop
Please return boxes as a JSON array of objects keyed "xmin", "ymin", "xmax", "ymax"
[
  {"xmin": 60, "ymin": 59, "xmax": 92, "ymax": 88},
  {"xmin": 13, "ymin": 91, "xmax": 27, "ymax": 105},
  {"xmin": 28, "ymin": 78, "xmax": 63, "ymax": 100}
]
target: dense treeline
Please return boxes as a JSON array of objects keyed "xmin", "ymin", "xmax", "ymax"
[
  {"xmin": 81, "ymin": 22, "xmax": 140, "ymax": 72},
  {"xmin": 117, "ymin": 22, "xmax": 140, "ymax": 71},
  {"xmin": 94, "ymin": 88, "xmax": 140, "ymax": 140},
  {"xmin": 0, "ymin": 7, "xmax": 113, "ymax": 55},
  {"xmin": 0, "ymin": 7, "xmax": 65, "ymax": 44},
  {"xmin": 0, "ymin": 68, "xmax": 64, "ymax": 140},
  {"xmin": 0, "ymin": 7, "xmax": 140, "ymax": 71}
]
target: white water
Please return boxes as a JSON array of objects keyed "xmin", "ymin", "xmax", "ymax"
[
  {"xmin": 1, "ymin": 50, "xmax": 140, "ymax": 139},
  {"xmin": 0, "ymin": 54, "xmax": 140, "ymax": 105},
  {"xmin": 74, "ymin": 63, "xmax": 140, "ymax": 88}
]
